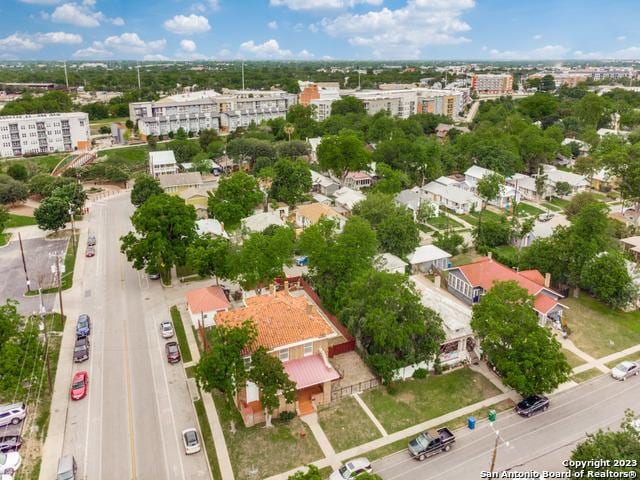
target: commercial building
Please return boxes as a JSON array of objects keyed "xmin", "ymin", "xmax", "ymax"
[
  {"xmin": 0, "ymin": 112, "xmax": 90, "ymax": 158},
  {"xmin": 471, "ymin": 74, "xmax": 513, "ymax": 95},
  {"xmin": 130, "ymin": 88, "xmax": 297, "ymax": 137}
]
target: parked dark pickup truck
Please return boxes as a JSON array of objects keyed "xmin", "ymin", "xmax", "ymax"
[{"xmin": 408, "ymin": 428, "xmax": 455, "ymax": 461}]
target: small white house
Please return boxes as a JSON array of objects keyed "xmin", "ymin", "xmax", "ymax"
[
  {"xmin": 195, "ymin": 219, "xmax": 229, "ymax": 239},
  {"xmin": 423, "ymin": 181, "xmax": 481, "ymax": 214},
  {"xmin": 374, "ymin": 253, "xmax": 408, "ymax": 275},
  {"xmin": 395, "ymin": 187, "xmax": 440, "ymax": 221},
  {"xmin": 541, "ymin": 164, "xmax": 589, "ymax": 197},
  {"xmin": 186, "ymin": 286, "xmax": 231, "ymax": 328},
  {"xmin": 333, "ymin": 186, "xmax": 366, "ymax": 212},
  {"xmin": 407, "ymin": 245, "xmax": 452, "ymax": 273},
  {"xmin": 310, "ymin": 170, "xmax": 340, "ymax": 197},
  {"xmin": 149, "ymin": 150, "xmax": 179, "ymax": 177},
  {"xmin": 241, "ymin": 211, "xmax": 286, "ymax": 233}
]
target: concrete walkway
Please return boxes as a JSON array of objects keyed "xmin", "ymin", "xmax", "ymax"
[
  {"xmin": 557, "ymin": 334, "xmax": 610, "ymax": 374},
  {"xmin": 353, "ymin": 393, "xmax": 388, "ymax": 437},
  {"xmin": 176, "ymin": 303, "xmax": 236, "ymax": 480},
  {"xmin": 265, "ymin": 392, "xmax": 512, "ymax": 480},
  {"xmin": 469, "ymin": 361, "xmax": 520, "ymax": 402},
  {"xmin": 300, "ymin": 413, "xmax": 339, "ymax": 469}
]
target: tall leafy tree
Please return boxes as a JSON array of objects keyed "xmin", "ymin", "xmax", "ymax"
[
  {"xmin": 471, "ymin": 281, "xmax": 571, "ymax": 396},
  {"xmin": 0, "ymin": 175, "xmax": 28, "ymax": 205},
  {"xmin": 475, "ymin": 172, "xmax": 504, "ymax": 245},
  {"xmin": 186, "ymin": 235, "xmax": 235, "ymax": 285},
  {"xmin": 317, "ymin": 131, "xmax": 370, "ymax": 179},
  {"xmin": 6, "ymin": 164, "xmax": 28, "ymax": 182},
  {"xmin": 34, "ymin": 196, "xmax": 70, "ymax": 232},
  {"xmin": 269, "ymin": 158, "xmax": 312, "ymax": 206},
  {"xmin": 120, "ymin": 194, "xmax": 197, "ymax": 281},
  {"xmin": 581, "ymin": 251, "xmax": 636, "ymax": 309},
  {"xmin": 131, "ymin": 174, "xmax": 163, "ymax": 206},
  {"xmin": 248, "ymin": 347, "xmax": 296, "ymax": 428},
  {"xmin": 196, "ymin": 321, "xmax": 257, "ymax": 403},
  {"xmin": 330, "ymin": 96, "xmax": 366, "ymax": 116},
  {"xmin": 339, "ymin": 270, "xmax": 445, "ymax": 384},
  {"xmin": 208, "ymin": 172, "xmax": 264, "ymax": 229},
  {"xmin": 198, "ymin": 128, "xmax": 219, "ymax": 151},
  {"xmin": 51, "ymin": 182, "xmax": 87, "ymax": 213}
]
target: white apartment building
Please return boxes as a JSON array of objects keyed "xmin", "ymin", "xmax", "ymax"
[
  {"xmin": 130, "ymin": 89, "xmax": 297, "ymax": 137},
  {"xmin": 149, "ymin": 150, "xmax": 179, "ymax": 177},
  {"xmin": 471, "ymin": 74, "xmax": 513, "ymax": 95},
  {"xmin": 352, "ymin": 88, "xmax": 464, "ymax": 119},
  {"xmin": 0, "ymin": 112, "xmax": 90, "ymax": 158}
]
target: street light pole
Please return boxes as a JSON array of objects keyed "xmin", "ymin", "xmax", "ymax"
[
  {"xmin": 489, "ymin": 431, "xmax": 500, "ymax": 472},
  {"xmin": 56, "ymin": 253, "xmax": 64, "ymax": 322},
  {"xmin": 40, "ymin": 309, "xmax": 53, "ymax": 394},
  {"xmin": 18, "ymin": 232, "xmax": 30, "ymax": 293},
  {"xmin": 68, "ymin": 206, "xmax": 76, "ymax": 254}
]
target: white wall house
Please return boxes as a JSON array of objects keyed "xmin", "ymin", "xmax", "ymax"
[
  {"xmin": 462, "ymin": 166, "xmax": 521, "ymax": 209},
  {"xmin": 423, "ymin": 181, "xmax": 481, "ymax": 214},
  {"xmin": 395, "ymin": 187, "xmax": 440, "ymax": 221},
  {"xmin": 149, "ymin": 150, "xmax": 179, "ymax": 177},
  {"xmin": 186, "ymin": 286, "xmax": 231, "ymax": 328},
  {"xmin": 407, "ymin": 245, "xmax": 452, "ymax": 273},
  {"xmin": 0, "ymin": 112, "xmax": 90, "ymax": 158},
  {"xmin": 541, "ymin": 164, "xmax": 589, "ymax": 196}
]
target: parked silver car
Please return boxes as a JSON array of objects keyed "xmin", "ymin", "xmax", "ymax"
[
  {"xmin": 611, "ymin": 361, "xmax": 639, "ymax": 381},
  {"xmin": 160, "ymin": 321, "xmax": 174, "ymax": 339},
  {"xmin": 0, "ymin": 404, "xmax": 26, "ymax": 428}
]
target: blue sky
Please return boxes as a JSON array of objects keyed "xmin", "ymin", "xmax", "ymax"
[{"xmin": 0, "ymin": 0, "xmax": 639, "ymax": 61}]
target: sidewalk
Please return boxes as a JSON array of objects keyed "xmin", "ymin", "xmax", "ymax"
[
  {"xmin": 174, "ymin": 302, "xmax": 235, "ymax": 480},
  {"xmin": 300, "ymin": 413, "xmax": 339, "ymax": 469},
  {"xmin": 265, "ymin": 392, "xmax": 511, "ymax": 480}
]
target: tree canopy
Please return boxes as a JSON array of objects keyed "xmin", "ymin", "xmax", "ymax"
[
  {"xmin": 208, "ymin": 172, "xmax": 264, "ymax": 229},
  {"xmin": 131, "ymin": 174, "xmax": 163, "ymax": 207},
  {"xmin": 269, "ymin": 158, "xmax": 312, "ymax": 206},
  {"xmin": 317, "ymin": 131, "xmax": 370, "ymax": 178}
]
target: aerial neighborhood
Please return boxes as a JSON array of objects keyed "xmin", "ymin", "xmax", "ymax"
[{"xmin": 1, "ymin": 2, "xmax": 640, "ymax": 479}]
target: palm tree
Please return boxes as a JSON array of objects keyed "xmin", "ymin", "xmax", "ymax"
[{"xmin": 284, "ymin": 123, "xmax": 295, "ymax": 143}]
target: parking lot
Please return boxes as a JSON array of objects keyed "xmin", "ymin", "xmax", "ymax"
[{"xmin": 0, "ymin": 236, "xmax": 68, "ymax": 315}]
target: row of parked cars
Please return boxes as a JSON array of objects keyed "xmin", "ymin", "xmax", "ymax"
[{"xmin": 0, "ymin": 403, "xmax": 26, "ymax": 477}]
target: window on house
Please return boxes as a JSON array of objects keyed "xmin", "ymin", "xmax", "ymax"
[
  {"xmin": 278, "ymin": 349, "xmax": 289, "ymax": 362},
  {"xmin": 243, "ymin": 356, "xmax": 251, "ymax": 367},
  {"xmin": 303, "ymin": 342, "xmax": 313, "ymax": 357}
]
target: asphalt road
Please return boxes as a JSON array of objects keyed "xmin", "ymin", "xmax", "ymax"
[
  {"xmin": 373, "ymin": 373, "xmax": 640, "ymax": 480},
  {"xmin": 61, "ymin": 193, "xmax": 209, "ymax": 480}
]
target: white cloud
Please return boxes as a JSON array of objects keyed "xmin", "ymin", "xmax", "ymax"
[
  {"xmin": 0, "ymin": 33, "xmax": 42, "ymax": 51},
  {"xmin": 51, "ymin": 2, "xmax": 104, "ymax": 27},
  {"xmin": 572, "ymin": 50, "xmax": 602, "ymax": 60},
  {"xmin": 488, "ymin": 44, "xmax": 569, "ymax": 60},
  {"xmin": 82, "ymin": 0, "xmax": 95, "ymax": 5},
  {"xmin": 322, "ymin": 55, "xmax": 334, "ymax": 60},
  {"xmin": 191, "ymin": 0, "xmax": 219, "ymax": 13},
  {"xmin": 268, "ymin": 20, "xmax": 278, "ymax": 29},
  {"xmin": 73, "ymin": 42, "xmax": 111, "ymax": 58},
  {"xmin": 617, "ymin": 35, "xmax": 626, "ymax": 41},
  {"xmin": 293, "ymin": 23, "xmax": 304, "ymax": 32},
  {"xmin": 112, "ymin": 17, "xmax": 125, "ymax": 26},
  {"xmin": 298, "ymin": 49, "xmax": 314, "ymax": 59},
  {"xmin": 533, "ymin": 34, "xmax": 542, "ymax": 40},
  {"xmin": 39, "ymin": 11, "xmax": 50, "ymax": 20},
  {"xmin": 611, "ymin": 46, "xmax": 640, "ymax": 59},
  {"xmin": 217, "ymin": 48, "xmax": 232, "ymax": 58},
  {"xmin": 144, "ymin": 54, "xmax": 170, "ymax": 61},
  {"xmin": 239, "ymin": 38, "xmax": 313, "ymax": 59},
  {"xmin": 308, "ymin": 23, "xmax": 319, "ymax": 33},
  {"xmin": 270, "ymin": 0, "xmax": 383, "ymax": 10},
  {"xmin": 164, "ymin": 14, "xmax": 211, "ymax": 34},
  {"xmin": 321, "ymin": 0, "xmax": 475, "ymax": 58},
  {"xmin": 18, "ymin": 0, "xmax": 61, "ymax": 4},
  {"xmin": 180, "ymin": 39, "xmax": 197, "ymax": 52},
  {"xmin": 103, "ymin": 32, "xmax": 166, "ymax": 54},
  {"xmin": 36, "ymin": 31, "xmax": 83, "ymax": 44}
]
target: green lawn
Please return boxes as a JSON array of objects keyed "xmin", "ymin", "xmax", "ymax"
[
  {"xmin": 317, "ymin": 396, "xmax": 381, "ymax": 452},
  {"xmin": 571, "ymin": 368, "xmax": 602, "ymax": 384},
  {"xmin": 170, "ymin": 306, "xmax": 193, "ymax": 363},
  {"xmin": 457, "ymin": 214, "xmax": 478, "ymax": 226},
  {"xmin": 360, "ymin": 368, "xmax": 502, "ymax": 433},
  {"xmin": 213, "ymin": 391, "xmax": 324, "ymax": 480},
  {"xmin": 100, "ymin": 145, "xmax": 149, "ymax": 170},
  {"xmin": 562, "ymin": 349, "xmax": 586, "ymax": 369},
  {"xmin": 548, "ymin": 197, "xmax": 570, "ymax": 209},
  {"xmin": 564, "ymin": 296, "xmax": 640, "ymax": 358},
  {"xmin": 605, "ymin": 353, "xmax": 640, "ymax": 369},
  {"xmin": 459, "ymin": 209, "xmax": 505, "ymax": 226},
  {"xmin": 2, "ymin": 153, "xmax": 66, "ymax": 174},
  {"xmin": 450, "ymin": 250, "xmax": 481, "ymax": 267},
  {"xmin": 418, "ymin": 224, "xmax": 433, "ymax": 233},
  {"xmin": 0, "ymin": 233, "xmax": 8, "ymax": 246},
  {"xmin": 5, "ymin": 213, "xmax": 37, "ymax": 228},
  {"xmin": 194, "ymin": 399, "xmax": 223, "ymax": 480},
  {"xmin": 427, "ymin": 214, "xmax": 463, "ymax": 230},
  {"xmin": 515, "ymin": 202, "xmax": 544, "ymax": 217}
]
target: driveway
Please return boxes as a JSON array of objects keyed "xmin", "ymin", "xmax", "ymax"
[{"xmin": 0, "ymin": 235, "xmax": 68, "ymax": 315}]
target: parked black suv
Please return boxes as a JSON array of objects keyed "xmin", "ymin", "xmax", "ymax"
[
  {"xmin": 73, "ymin": 337, "xmax": 90, "ymax": 362},
  {"xmin": 515, "ymin": 395, "xmax": 549, "ymax": 417}
]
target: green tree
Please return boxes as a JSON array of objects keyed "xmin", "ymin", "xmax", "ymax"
[
  {"xmin": 563, "ymin": 192, "xmax": 600, "ymax": 219},
  {"xmin": 147, "ymin": 134, "xmax": 158, "ymax": 150},
  {"xmin": 339, "ymin": 270, "xmax": 445, "ymax": 384},
  {"xmin": 581, "ymin": 251, "xmax": 636, "ymax": 309},
  {"xmin": 0, "ymin": 206, "xmax": 8, "ymax": 238},
  {"xmin": 433, "ymin": 231, "xmax": 464, "ymax": 255},
  {"xmin": 131, "ymin": 174, "xmax": 163, "ymax": 207},
  {"xmin": 371, "ymin": 163, "xmax": 410, "ymax": 195},
  {"xmin": 269, "ymin": 159, "xmax": 312, "ymax": 206},
  {"xmin": 288, "ymin": 465, "xmax": 323, "ymax": 480},
  {"xmin": 235, "ymin": 226, "xmax": 294, "ymax": 292},
  {"xmin": 474, "ymin": 215, "xmax": 511, "ymax": 248},
  {"xmin": 168, "ymin": 138, "xmax": 202, "ymax": 164},
  {"xmin": 299, "ymin": 216, "xmax": 378, "ymax": 311},
  {"xmin": 0, "ymin": 175, "xmax": 28, "ymax": 205},
  {"xmin": 317, "ymin": 131, "xmax": 370, "ymax": 179},
  {"xmin": 248, "ymin": 347, "xmax": 296, "ymax": 428},
  {"xmin": 186, "ymin": 235, "xmax": 235, "ymax": 285},
  {"xmin": 196, "ymin": 321, "xmax": 257, "ymax": 403},
  {"xmin": 120, "ymin": 194, "xmax": 197, "ymax": 281},
  {"xmin": 517, "ymin": 93, "xmax": 559, "ymax": 122},
  {"xmin": 534, "ymin": 173, "xmax": 547, "ymax": 200},
  {"xmin": 471, "ymin": 281, "xmax": 571, "ymax": 396},
  {"xmin": 198, "ymin": 128, "xmax": 219, "ymax": 151},
  {"xmin": 208, "ymin": 172, "xmax": 264, "ymax": 229},
  {"xmin": 34, "ymin": 195, "xmax": 70, "ymax": 232},
  {"xmin": 51, "ymin": 182, "xmax": 87, "ymax": 213},
  {"xmin": 554, "ymin": 181, "xmax": 572, "ymax": 197},
  {"xmin": 570, "ymin": 411, "xmax": 640, "ymax": 476},
  {"xmin": 28, "ymin": 173, "xmax": 57, "ymax": 197},
  {"xmin": 6, "ymin": 163, "xmax": 28, "ymax": 182},
  {"xmin": 330, "ymin": 96, "xmax": 366, "ymax": 116},
  {"xmin": 575, "ymin": 92, "xmax": 609, "ymax": 128},
  {"xmin": 475, "ymin": 172, "xmax": 504, "ymax": 244},
  {"xmin": 540, "ymin": 75, "xmax": 556, "ymax": 92}
]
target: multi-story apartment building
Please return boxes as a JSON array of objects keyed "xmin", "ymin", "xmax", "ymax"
[
  {"xmin": 130, "ymin": 89, "xmax": 297, "ymax": 137},
  {"xmin": 353, "ymin": 88, "xmax": 464, "ymax": 119},
  {"xmin": 528, "ymin": 72, "xmax": 589, "ymax": 88},
  {"xmin": 470, "ymin": 74, "xmax": 513, "ymax": 95},
  {"xmin": 0, "ymin": 112, "xmax": 90, "ymax": 158}
]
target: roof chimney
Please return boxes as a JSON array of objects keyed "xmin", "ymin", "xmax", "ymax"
[
  {"xmin": 544, "ymin": 273, "xmax": 551, "ymax": 288},
  {"xmin": 269, "ymin": 284, "xmax": 276, "ymax": 296},
  {"xmin": 487, "ymin": 251, "xmax": 493, "ymax": 261},
  {"xmin": 284, "ymin": 280, "xmax": 289, "ymax": 294}
]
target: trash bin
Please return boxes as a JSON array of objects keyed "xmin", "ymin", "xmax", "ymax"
[
  {"xmin": 488, "ymin": 409, "xmax": 496, "ymax": 422},
  {"xmin": 467, "ymin": 416, "xmax": 476, "ymax": 430}
]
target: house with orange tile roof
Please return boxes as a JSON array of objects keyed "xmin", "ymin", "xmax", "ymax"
[
  {"xmin": 446, "ymin": 254, "xmax": 567, "ymax": 328},
  {"xmin": 185, "ymin": 286, "xmax": 231, "ymax": 328},
  {"xmin": 215, "ymin": 285, "xmax": 343, "ymax": 426}
]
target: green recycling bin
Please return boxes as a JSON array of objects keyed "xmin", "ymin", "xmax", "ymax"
[{"xmin": 488, "ymin": 409, "xmax": 497, "ymax": 422}]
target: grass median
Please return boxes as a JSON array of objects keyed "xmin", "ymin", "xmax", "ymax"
[{"xmin": 170, "ymin": 305, "xmax": 193, "ymax": 363}]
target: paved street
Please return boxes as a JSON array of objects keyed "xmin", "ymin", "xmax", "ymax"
[
  {"xmin": 50, "ymin": 192, "xmax": 209, "ymax": 480},
  {"xmin": 373, "ymin": 373, "xmax": 640, "ymax": 480}
]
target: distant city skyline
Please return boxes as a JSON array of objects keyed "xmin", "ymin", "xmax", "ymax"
[{"xmin": 1, "ymin": 0, "xmax": 639, "ymax": 61}]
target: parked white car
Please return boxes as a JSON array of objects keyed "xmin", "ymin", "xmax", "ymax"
[
  {"xmin": 0, "ymin": 404, "xmax": 26, "ymax": 428},
  {"xmin": 182, "ymin": 428, "xmax": 201, "ymax": 455},
  {"xmin": 0, "ymin": 451, "xmax": 21, "ymax": 476},
  {"xmin": 160, "ymin": 321, "xmax": 174, "ymax": 339},
  {"xmin": 329, "ymin": 458, "xmax": 372, "ymax": 480},
  {"xmin": 610, "ymin": 361, "xmax": 639, "ymax": 381}
]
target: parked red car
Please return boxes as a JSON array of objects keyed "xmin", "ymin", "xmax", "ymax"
[
  {"xmin": 70, "ymin": 371, "xmax": 89, "ymax": 400},
  {"xmin": 165, "ymin": 342, "xmax": 181, "ymax": 364}
]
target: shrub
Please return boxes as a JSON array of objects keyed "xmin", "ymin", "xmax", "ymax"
[
  {"xmin": 278, "ymin": 410, "xmax": 296, "ymax": 422},
  {"xmin": 412, "ymin": 368, "xmax": 428, "ymax": 379}
]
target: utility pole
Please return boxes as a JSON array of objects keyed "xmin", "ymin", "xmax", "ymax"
[
  {"xmin": 40, "ymin": 308, "xmax": 53, "ymax": 394},
  {"xmin": 56, "ymin": 253, "xmax": 64, "ymax": 322},
  {"xmin": 63, "ymin": 61, "xmax": 69, "ymax": 90},
  {"xmin": 68, "ymin": 207, "xmax": 76, "ymax": 254},
  {"xmin": 489, "ymin": 432, "xmax": 500, "ymax": 472},
  {"xmin": 18, "ymin": 232, "xmax": 30, "ymax": 293}
]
